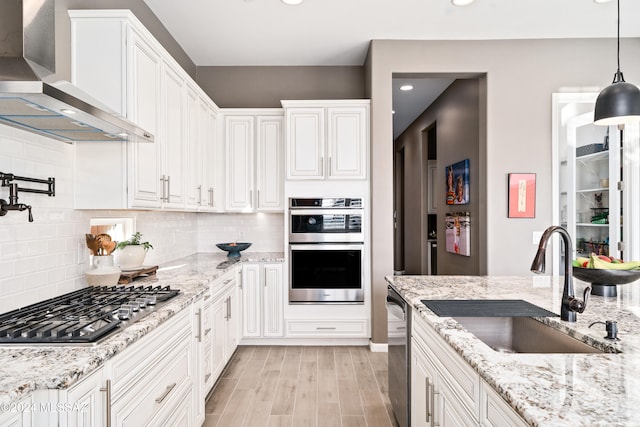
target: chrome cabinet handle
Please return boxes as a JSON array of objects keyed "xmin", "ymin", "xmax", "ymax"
[
  {"xmin": 166, "ymin": 175, "xmax": 171, "ymax": 203},
  {"xmin": 160, "ymin": 175, "xmax": 166, "ymax": 201},
  {"xmin": 209, "ymin": 188, "xmax": 214, "ymax": 207},
  {"xmin": 204, "ymin": 328, "xmax": 212, "ymax": 336},
  {"xmin": 205, "ymin": 373, "xmax": 211, "ymax": 383},
  {"xmin": 197, "ymin": 185, "xmax": 202, "ymax": 205},
  {"xmin": 100, "ymin": 379, "xmax": 112, "ymax": 427},
  {"xmin": 320, "ymin": 156, "xmax": 324, "ymax": 174},
  {"xmin": 425, "ymin": 377, "xmax": 430, "ymax": 423},
  {"xmin": 329, "ymin": 157, "xmax": 332, "ymax": 176},
  {"xmin": 227, "ymin": 296, "xmax": 231, "ymax": 320},
  {"xmin": 316, "ymin": 327, "xmax": 336, "ymax": 330},
  {"xmin": 195, "ymin": 308, "xmax": 202, "ymax": 342},
  {"xmin": 155, "ymin": 382, "xmax": 177, "ymax": 404}
]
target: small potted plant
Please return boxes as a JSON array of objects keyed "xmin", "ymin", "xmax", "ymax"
[{"xmin": 116, "ymin": 232, "xmax": 153, "ymax": 270}]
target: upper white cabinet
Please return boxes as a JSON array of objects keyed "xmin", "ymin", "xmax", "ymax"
[
  {"xmin": 69, "ymin": 10, "xmax": 221, "ymax": 211},
  {"xmin": 222, "ymin": 109, "xmax": 284, "ymax": 212},
  {"xmin": 282, "ymin": 100, "xmax": 369, "ymax": 180}
]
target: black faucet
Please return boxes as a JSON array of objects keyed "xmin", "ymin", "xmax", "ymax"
[
  {"xmin": 0, "ymin": 183, "xmax": 33, "ymax": 222},
  {"xmin": 530, "ymin": 225, "xmax": 590, "ymax": 322}
]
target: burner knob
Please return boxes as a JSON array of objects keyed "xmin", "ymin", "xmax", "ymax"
[
  {"xmin": 118, "ymin": 305, "xmax": 132, "ymax": 320},
  {"xmin": 145, "ymin": 295, "xmax": 157, "ymax": 306},
  {"xmin": 136, "ymin": 298, "xmax": 147, "ymax": 309}
]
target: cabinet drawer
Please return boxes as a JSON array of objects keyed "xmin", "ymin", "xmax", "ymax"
[
  {"xmin": 113, "ymin": 332, "xmax": 192, "ymax": 426},
  {"xmin": 480, "ymin": 380, "xmax": 528, "ymax": 427},
  {"xmin": 412, "ymin": 312, "xmax": 480, "ymax": 415},
  {"xmin": 109, "ymin": 309, "xmax": 190, "ymax": 402},
  {"xmin": 286, "ymin": 319, "xmax": 367, "ymax": 337}
]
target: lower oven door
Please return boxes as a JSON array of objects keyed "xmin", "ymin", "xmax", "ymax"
[{"xmin": 289, "ymin": 243, "xmax": 364, "ymax": 303}]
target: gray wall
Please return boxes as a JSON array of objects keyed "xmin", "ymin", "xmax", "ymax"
[
  {"xmin": 54, "ymin": 0, "xmax": 196, "ymax": 81},
  {"xmin": 196, "ymin": 66, "xmax": 365, "ymax": 107},
  {"xmin": 367, "ymin": 38, "xmax": 640, "ymax": 345},
  {"xmin": 394, "ymin": 78, "xmax": 482, "ymax": 276}
]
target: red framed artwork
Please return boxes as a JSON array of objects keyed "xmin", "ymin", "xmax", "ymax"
[{"xmin": 508, "ymin": 173, "xmax": 536, "ymax": 218}]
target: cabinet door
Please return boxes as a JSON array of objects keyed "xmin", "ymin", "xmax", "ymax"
[
  {"xmin": 185, "ymin": 86, "xmax": 202, "ymax": 210},
  {"xmin": 64, "ymin": 368, "xmax": 105, "ymax": 427},
  {"xmin": 411, "ymin": 339, "xmax": 440, "ymax": 427},
  {"xmin": 127, "ymin": 28, "xmax": 163, "ymax": 208},
  {"xmin": 211, "ymin": 296, "xmax": 227, "ymax": 380},
  {"xmin": 327, "ymin": 106, "xmax": 368, "ymax": 180},
  {"xmin": 256, "ymin": 116, "xmax": 284, "ymax": 211},
  {"xmin": 241, "ymin": 264, "xmax": 262, "ymax": 338},
  {"xmin": 225, "ymin": 116, "xmax": 255, "ymax": 211},
  {"xmin": 162, "ymin": 62, "xmax": 186, "ymax": 208},
  {"xmin": 263, "ymin": 263, "xmax": 284, "ymax": 337},
  {"xmin": 201, "ymin": 103, "xmax": 222, "ymax": 212},
  {"xmin": 286, "ymin": 108, "xmax": 325, "ymax": 179}
]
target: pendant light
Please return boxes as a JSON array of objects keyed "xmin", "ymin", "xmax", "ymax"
[{"xmin": 594, "ymin": 0, "xmax": 640, "ymax": 125}]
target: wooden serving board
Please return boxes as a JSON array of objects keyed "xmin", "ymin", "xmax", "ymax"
[{"xmin": 118, "ymin": 266, "xmax": 158, "ymax": 284}]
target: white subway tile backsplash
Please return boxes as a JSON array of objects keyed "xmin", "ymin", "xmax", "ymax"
[{"xmin": 0, "ymin": 124, "xmax": 285, "ymax": 312}]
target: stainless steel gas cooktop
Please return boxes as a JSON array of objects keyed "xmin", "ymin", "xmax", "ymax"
[{"xmin": 0, "ymin": 285, "xmax": 180, "ymax": 345}]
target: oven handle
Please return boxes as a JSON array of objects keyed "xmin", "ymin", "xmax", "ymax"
[{"xmin": 289, "ymin": 208, "xmax": 364, "ymax": 216}]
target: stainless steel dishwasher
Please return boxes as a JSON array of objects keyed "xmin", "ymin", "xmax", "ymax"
[{"xmin": 387, "ymin": 285, "xmax": 410, "ymax": 427}]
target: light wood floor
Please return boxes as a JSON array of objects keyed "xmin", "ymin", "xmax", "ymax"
[{"xmin": 203, "ymin": 345, "xmax": 399, "ymax": 427}]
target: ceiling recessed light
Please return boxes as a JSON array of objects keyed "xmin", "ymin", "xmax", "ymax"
[
  {"xmin": 61, "ymin": 108, "xmax": 77, "ymax": 115},
  {"xmin": 400, "ymin": 85, "xmax": 414, "ymax": 91},
  {"xmin": 282, "ymin": 0, "xmax": 303, "ymax": 5},
  {"xmin": 593, "ymin": 0, "xmax": 613, "ymax": 3},
  {"xmin": 452, "ymin": 0, "xmax": 475, "ymax": 5}
]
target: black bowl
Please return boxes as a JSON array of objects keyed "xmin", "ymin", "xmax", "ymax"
[
  {"xmin": 216, "ymin": 242, "xmax": 252, "ymax": 258},
  {"xmin": 572, "ymin": 267, "xmax": 640, "ymax": 286}
]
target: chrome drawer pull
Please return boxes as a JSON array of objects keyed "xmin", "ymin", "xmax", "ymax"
[
  {"xmin": 100, "ymin": 379, "xmax": 112, "ymax": 427},
  {"xmin": 316, "ymin": 327, "xmax": 337, "ymax": 330},
  {"xmin": 155, "ymin": 382, "xmax": 177, "ymax": 404},
  {"xmin": 205, "ymin": 373, "xmax": 212, "ymax": 382},
  {"xmin": 205, "ymin": 328, "xmax": 212, "ymax": 336}
]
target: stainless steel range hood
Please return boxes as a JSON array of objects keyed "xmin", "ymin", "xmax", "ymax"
[{"xmin": 0, "ymin": 0, "xmax": 154, "ymax": 143}]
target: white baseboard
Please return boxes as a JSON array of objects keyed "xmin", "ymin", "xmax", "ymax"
[
  {"xmin": 239, "ymin": 338, "xmax": 370, "ymax": 346},
  {"xmin": 369, "ymin": 341, "xmax": 388, "ymax": 352}
]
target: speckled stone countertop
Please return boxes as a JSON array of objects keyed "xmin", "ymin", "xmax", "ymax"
[
  {"xmin": 386, "ymin": 275, "xmax": 640, "ymax": 427},
  {"xmin": 0, "ymin": 252, "xmax": 283, "ymax": 408}
]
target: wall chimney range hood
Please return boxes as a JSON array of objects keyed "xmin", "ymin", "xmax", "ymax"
[{"xmin": 0, "ymin": 0, "xmax": 154, "ymax": 143}]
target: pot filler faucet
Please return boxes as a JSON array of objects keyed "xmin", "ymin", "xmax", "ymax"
[
  {"xmin": 531, "ymin": 225, "xmax": 590, "ymax": 322},
  {"xmin": 0, "ymin": 172, "xmax": 56, "ymax": 223}
]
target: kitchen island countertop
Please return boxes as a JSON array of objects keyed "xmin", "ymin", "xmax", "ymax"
[
  {"xmin": 0, "ymin": 252, "xmax": 283, "ymax": 408},
  {"xmin": 386, "ymin": 274, "xmax": 640, "ymax": 427}
]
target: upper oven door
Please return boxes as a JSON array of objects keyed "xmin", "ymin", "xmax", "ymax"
[{"xmin": 289, "ymin": 208, "xmax": 363, "ymax": 243}]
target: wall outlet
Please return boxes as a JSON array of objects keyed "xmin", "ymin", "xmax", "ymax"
[
  {"xmin": 532, "ymin": 231, "xmax": 543, "ymax": 245},
  {"xmin": 77, "ymin": 242, "xmax": 89, "ymax": 265}
]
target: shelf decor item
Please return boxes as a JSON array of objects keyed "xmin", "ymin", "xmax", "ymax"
[
  {"xmin": 508, "ymin": 173, "xmax": 536, "ymax": 218},
  {"xmin": 216, "ymin": 242, "xmax": 252, "ymax": 258},
  {"xmin": 594, "ymin": 0, "xmax": 640, "ymax": 126},
  {"xmin": 116, "ymin": 232, "xmax": 153, "ymax": 270}
]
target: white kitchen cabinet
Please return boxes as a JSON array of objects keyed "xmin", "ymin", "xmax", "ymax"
[
  {"xmin": 211, "ymin": 271, "xmax": 240, "ymax": 381},
  {"xmin": 159, "ymin": 61, "xmax": 186, "ymax": 209},
  {"xmin": 225, "ymin": 115, "xmax": 255, "ymax": 211},
  {"xmin": 256, "ymin": 116, "xmax": 284, "ymax": 211},
  {"xmin": 201, "ymin": 101, "xmax": 224, "ymax": 211},
  {"xmin": 282, "ymin": 100, "xmax": 369, "ymax": 180},
  {"xmin": 222, "ymin": 110, "xmax": 284, "ymax": 212},
  {"xmin": 411, "ymin": 312, "xmax": 527, "ymax": 427},
  {"xmin": 70, "ymin": 10, "xmax": 221, "ymax": 212},
  {"xmin": 241, "ymin": 263, "xmax": 284, "ymax": 339},
  {"xmin": 0, "ymin": 396, "xmax": 32, "ymax": 427},
  {"xmin": 61, "ymin": 368, "xmax": 106, "ymax": 427},
  {"xmin": 192, "ymin": 296, "xmax": 206, "ymax": 427}
]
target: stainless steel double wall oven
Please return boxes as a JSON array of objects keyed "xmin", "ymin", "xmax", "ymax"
[{"xmin": 288, "ymin": 197, "xmax": 364, "ymax": 303}]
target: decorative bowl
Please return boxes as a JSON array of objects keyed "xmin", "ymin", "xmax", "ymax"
[
  {"xmin": 572, "ymin": 267, "xmax": 640, "ymax": 297},
  {"xmin": 216, "ymin": 242, "xmax": 252, "ymax": 258}
]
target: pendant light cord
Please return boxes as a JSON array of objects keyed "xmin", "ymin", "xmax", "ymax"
[{"xmin": 617, "ymin": 0, "xmax": 620, "ymax": 74}]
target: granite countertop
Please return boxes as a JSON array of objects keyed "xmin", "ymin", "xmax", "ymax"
[
  {"xmin": 386, "ymin": 274, "xmax": 640, "ymax": 427},
  {"xmin": 0, "ymin": 252, "xmax": 283, "ymax": 408}
]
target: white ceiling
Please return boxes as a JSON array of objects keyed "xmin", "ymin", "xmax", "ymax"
[{"xmin": 143, "ymin": 0, "xmax": 640, "ymax": 138}]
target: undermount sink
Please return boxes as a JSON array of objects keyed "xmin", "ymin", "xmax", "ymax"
[{"xmin": 453, "ymin": 316, "xmax": 612, "ymax": 354}]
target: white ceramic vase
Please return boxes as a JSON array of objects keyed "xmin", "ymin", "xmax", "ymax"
[
  {"xmin": 116, "ymin": 245, "xmax": 147, "ymax": 270},
  {"xmin": 86, "ymin": 255, "xmax": 121, "ymax": 286}
]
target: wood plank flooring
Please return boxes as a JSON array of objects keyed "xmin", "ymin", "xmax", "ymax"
[{"xmin": 203, "ymin": 346, "xmax": 399, "ymax": 427}]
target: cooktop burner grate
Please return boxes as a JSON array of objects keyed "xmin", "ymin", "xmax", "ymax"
[{"xmin": 0, "ymin": 285, "xmax": 180, "ymax": 344}]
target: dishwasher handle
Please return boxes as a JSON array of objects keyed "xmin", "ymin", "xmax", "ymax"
[{"xmin": 386, "ymin": 294, "xmax": 406, "ymax": 321}]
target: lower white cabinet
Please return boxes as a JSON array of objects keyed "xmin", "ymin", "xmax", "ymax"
[
  {"xmin": 0, "ymin": 396, "xmax": 32, "ymax": 427},
  {"xmin": 241, "ymin": 263, "xmax": 284, "ymax": 338},
  {"xmin": 411, "ymin": 312, "xmax": 527, "ymax": 427},
  {"xmin": 211, "ymin": 271, "xmax": 240, "ymax": 381}
]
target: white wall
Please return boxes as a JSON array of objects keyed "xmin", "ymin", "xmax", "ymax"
[{"xmin": 0, "ymin": 125, "xmax": 283, "ymax": 312}]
